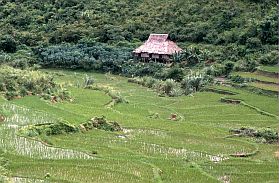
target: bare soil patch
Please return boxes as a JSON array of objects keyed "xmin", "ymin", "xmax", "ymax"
[{"xmin": 0, "ymin": 115, "xmax": 5, "ymax": 122}]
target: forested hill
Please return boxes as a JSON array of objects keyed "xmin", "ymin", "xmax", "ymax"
[{"xmin": 0, "ymin": 0, "xmax": 276, "ymax": 46}]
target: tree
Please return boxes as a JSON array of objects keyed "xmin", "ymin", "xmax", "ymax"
[
  {"xmin": 224, "ymin": 62, "xmax": 234, "ymax": 76},
  {"xmin": 0, "ymin": 35, "xmax": 17, "ymax": 53},
  {"xmin": 259, "ymin": 16, "xmax": 277, "ymax": 44},
  {"xmin": 246, "ymin": 37, "xmax": 262, "ymax": 50}
]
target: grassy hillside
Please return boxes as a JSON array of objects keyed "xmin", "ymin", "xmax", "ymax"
[{"xmin": 0, "ymin": 69, "xmax": 278, "ymax": 182}]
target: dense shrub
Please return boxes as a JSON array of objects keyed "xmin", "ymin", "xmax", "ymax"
[
  {"xmin": 229, "ymin": 75, "xmax": 255, "ymax": 83},
  {"xmin": 0, "ymin": 66, "xmax": 71, "ymax": 100},
  {"xmin": 0, "ymin": 0, "xmax": 276, "ymax": 73},
  {"xmin": 37, "ymin": 43, "xmax": 167, "ymax": 77},
  {"xmin": 0, "ymin": 0, "xmax": 276, "ymax": 80},
  {"xmin": 224, "ymin": 62, "xmax": 235, "ymax": 76},
  {"xmin": 258, "ymin": 51, "xmax": 278, "ymax": 65},
  {"xmin": 142, "ymin": 77, "xmax": 157, "ymax": 88},
  {"xmin": 23, "ymin": 121, "xmax": 79, "ymax": 137},
  {"xmin": 37, "ymin": 43, "xmax": 132, "ymax": 71},
  {"xmin": 156, "ymin": 79, "xmax": 182, "ymax": 97},
  {"xmin": 0, "ymin": 35, "xmax": 17, "ymax": 53},
  {"xmin": 129, "ymin": 72, "xmax": 212, "ymax": 97},
  {"xmin": 0, "ymin": 49, "xmax": 37, "ymax": 69},
  {"xmin": 155, "ymin": 66, "xmax": 185, "ymax": 82},
  {"xmin": 205, "ymin": 64, "xmax": 226, "ymax": 77},
  {"xmin": 21, "ymin": 116, "xmax": 122, "ymax": 138},
  {"xmin": 122, "ymin": 61, "xmax": 164, "ymax": 77},
  {"xmin": 82, "ymin": 116, "xmax": 122, "ymax": 132},
  {"xmin": 0, "ymin": 0, "xmax": 276, "ymax": 47},
  {"xmin": 246, "ymin": 37, "xmax": 262, "ymax": 50},
  {"xmin": 230, "ymin": 127, "xmax": 278, "ymax": 143},
  {"xmin": 234, "ymin": 59, "xmax": 257, "ymax": 72},
  {"xmin": 45, "ymin": 122, "xmax": 78, "ymax": 136},
  {"xmin": 36, "ymin": 40, "xmax": 275, "ymax": 79},
  {"xmin": 181, "ymin": 73, "xmax": 213, "ymax": 94},
  {"xmin": 173, "ymin": 47, "xmax": 210, "ymax": 66},
  {"xmin": 229, "ymin": 75, "xmax": 245, "ymax": 83}
]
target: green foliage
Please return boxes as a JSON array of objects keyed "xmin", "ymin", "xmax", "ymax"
[
  {"xmin": 234, "ymin": 59, "xmax": 258, "ymax": 72},
  {"xmin": 0, "ymin": 35, "xmax": 17, "ymax": 53},
  {"xmin": 46, "ymin": 122, "xmax": 78, "ymax": 136},
  {"xmin": 258, "ymin": 51, "xmax": 278, "ymax": 65},
  {"xmin": 246, "ymin": 37, "xmax": 262, "ymax": 50},
  {"xmin": 83, "ymin": 74, "xmax": 95, "ymax": 88},
  {"xmin": 0, "ymin": 0, "xmax": 273, "ymax": 76},
  {"xmin": 37, "ymin": 43, "xmax": 132, "ymax": 71},
  {"xmin": 229, "ymin": 73, "xmax": 258, "ymax": 84},
  {"xmin": 157, "ymin": 79, "xmax": 182, "ymax": 97},
  {"xmin": 0, "ymin": 66, "xmax": 71, "ymax": 100},
  {"xmin": 22, "ymin": 121, "xmax": 79, "ymax": 137},
  {"xmin": 181, "ymin": 73, "xmax": 213, "ymax": 94},
  {"xmin": 37, "ymin": 43, "xmax": 168, "ymax": 77},
  {"xmin": 82, "ymin": 116, "xmax": 122, "ymax": 132},
  {"xmin": 173, "ymin": 47, "xmax": 210, "ymax": 66},
  {"xmin": 0, "ymin": 0, "xmax": 276, "ymax": 47},
  {"xmin": 155, "ymin": 66, "xmax": 185, "ymax": 82},
  {"xmin": 229, "ymin": 75, "xmax": 246, "ymax": 84},
  {"xmin": 0, "ymin": 49, "xmax": 37, "ymax": 69},
  {"xmin": 129, "ymin": 72, "xmax": 212, "ymax": 96},
  {"xmin": 229, "ymin": 72, "xmax": 276, "ymax": 85},
  {"xmin": 258, "ymin": 12, "xmax": 277, "ymax": 44},
  {"xmin": 224, "ymin": 62, "xmax": 234, "ymax": 76},
  {"xmin": 142, "ymin": 76, "xmax": 157, "ymax": 88},
  {"xmin": 204, "ymin": 64, "xmax": 226, "ymax": 77},
  {"xmin": 122, "ymin": 61, "xmax": 164, "ymax": 77},
  {"xmin": 230, "ymin": 127, "xmax": 278, "ymax": 143}
]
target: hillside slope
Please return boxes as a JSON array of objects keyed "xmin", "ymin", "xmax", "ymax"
[{"xmin": 0, "ymin": 0, "xmax": 276, "ymax": 46}]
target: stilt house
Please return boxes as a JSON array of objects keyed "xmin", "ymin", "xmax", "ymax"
[{"xmin": 133, "ymin": 34, "xmax": 182, "ymax": 62}]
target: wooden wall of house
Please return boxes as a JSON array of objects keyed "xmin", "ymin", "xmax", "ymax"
[
  {"xmin": 162, "ymin": 55, "xmax": 170, "ymax": 60},
  {"xmin": 152, "ymin": 54, "xmax": 159, "ymax": 59},
  {"xmin": 141, "ymin": 53, "xmax": 149, "ymax": 58},
  {"xmin": 133, "ymin": 52, "xmax": 172, "ymax": 63}
]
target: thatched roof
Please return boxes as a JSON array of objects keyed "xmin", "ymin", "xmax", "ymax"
[{"xmin": 133, "ymin": 34, "xmax": 182, "ymax": 55}]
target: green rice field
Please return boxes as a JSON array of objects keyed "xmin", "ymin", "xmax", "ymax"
[
  {"xmin": 0, "ymin": 69, "xmax": 278, "ymax": 183},
  {"xmin": 231, "ymin": 70, "xmax": 278, "ymax": 94},
  {"xmin": 232, "ymin": 72, "xmax": 278, "ymax": 84},
  {"xmin": 258, "ymin": 66, "xmax": 278, "ymax": 73},
  {"xmin": 249, "ymin": 82, "xmax": 278, "ymax": 92}
]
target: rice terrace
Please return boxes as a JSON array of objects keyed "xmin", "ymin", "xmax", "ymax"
[{"xmin": 0, "ymin": 0, "xmax": 278, "ymax": 183}]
